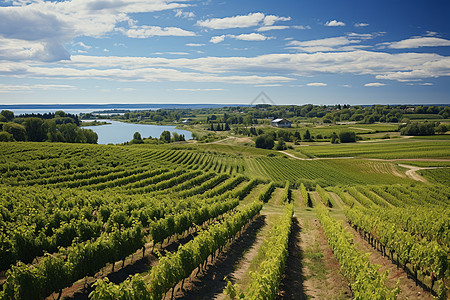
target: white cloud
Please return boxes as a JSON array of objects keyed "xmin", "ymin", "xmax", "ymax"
[
  {"xmin": 257, "ymin": 26, "xmax": 289, "ymax": 32},
  {"xmin": 197, "ymin": 12, "xmax": 265, "ymax": 29},
  {"xmin": 174, "ymin": 9, "xmax": 195, "ymax": 18},
  {"xmin": 287, "ymin": 36, "xmax": 362, "ymax": 52},
  {"xmin": 385, "ymin": 37, "xmax": 450, "ymax": 49},
  {"xmin": 307, "ymin": 82, "xmax": 327, "ymax": 86},
  {"xmin": 0, "ymin": 0, "xmax": 191, "ymax": 62},
  {"xmin": 234, "ymin": 33, "xmax": 269, "ymax": 41},
  {"xmin": 197, "ymin": 12, "xmax": 289, "ymax": 29},
  {"xmin": 0, "ymin": 83, "xmax": 76, "ymax": 93},
  {"xmin": 355, "ymin": 22, "xmax": 369, "ymax": 27},
  {"xmin": 210, "ymin": 33, "xmax": 270, "ymax": 43},
  {"xmin": 263, "ymin": 15, "xmax": 291, "ymax": 26},
  {"xmin": 118, "ymin": 26, "xmax": 196, "ymax": 38},
  {"xmin": 1, "ymin": 49, "xmax": 449, "ymax": 86},
  {"xmin": 174, "ymin": 88, "xmax": 224, "ymax": 91},
  {"xmin": 325, "ymin": 20, "xmax": 346, "ymax": 27},
  {"xmin": 74, "ymin": 42, "xmax": 91, "ymax": 49},
  {"xmin": 292, "ymin": 25, "xmax": 311, "ymax": 30},
  {"xmin": 186, "ymin": 43, "xmax": 205, "ymax": 47},
  {"xmin": 365, "ymin": 82, "xmax": 386, "ymax": 87},
  {"xmin": 210, "ymin": 35, "xmax": 226, "ymax": 44}
]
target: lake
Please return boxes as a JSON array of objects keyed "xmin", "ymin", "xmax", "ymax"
[{"xmin": 83, "ymin": 120, "xmax": 192, "ymax": 145}]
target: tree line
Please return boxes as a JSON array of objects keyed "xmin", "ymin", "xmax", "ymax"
[{"xmin": 0, "ymin": 110, "xmax": 97, "ymax": 144}]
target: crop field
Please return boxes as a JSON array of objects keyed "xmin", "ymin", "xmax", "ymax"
[
  {"xmin": 296, "ymin": 138, "xmax": 450, "ymax": 159},
  {"xmin": 0, "ymin": 141, "xmax": 449, "ymax": 300}
]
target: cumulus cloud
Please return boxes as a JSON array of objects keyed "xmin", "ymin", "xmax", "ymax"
[
  {"xmin": 0, "ymin": 0, "xmax": 191, "ymax": 62},
  {"xmin": 384, "ymin": 37, "xmax": 450, "ymax": 49},
  {"xmin": 174, "ymin": 9, "xmax": 195, "ymax": 18},
  {"xmin": 197, "ymin": 12, "xmax": 289, "ymax": 29},
  {"xmin": 210, "ymin": 35, "xmax": 227, "ymax": 44},
  {"xmin": 355, "ymin": 22, "xmax": 369, "ymax": 27},
  {"xmin": 118, "ymin": 26, "xmax": 196, "ymax": 38},
  {"xmin": 365, "ymin": 82, "xmax": 386, "ymax": 87},
  {"xmin": 307, "ymin": 82, "xmax": 327, "ymax": 86},
  {"xmin": 263, "ymin": 15, "xmax": 291, "ymax": 26},
  {"xmin": 325, "ymin": 20, "xmax": 346, "ymax": 27},
  {"xmin": 234, "ymin": 33, "xmax": 269, "ymax": 41}
]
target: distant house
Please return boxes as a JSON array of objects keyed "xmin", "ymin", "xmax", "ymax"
[
  {"xmin": 271, "ymin": 118, "xmax": 291, "ymax": 128},
  {"xmin": 181, "ymin": 119, "xmax": 192, "ymax": 124}
]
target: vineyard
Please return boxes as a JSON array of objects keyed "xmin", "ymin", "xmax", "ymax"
[{"xmin": 0, "ymin": 141, "xmax": 449, "ymax": 299}]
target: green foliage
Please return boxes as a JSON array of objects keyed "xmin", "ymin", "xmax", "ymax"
[
  {"xmin": 160, "ymin": 130, "xmax": 171, "ymax": 143},
  {"xmin": 258, "ymin": 182, "xmax": 276, "ymax": 202},
  {"xmin": 338, "ymin": 131, "xmax": 356, "ymax": 143},
  {"xmin": 131, "ymin": 132, "xmax": 143, "ymax": 144},
  {"xmin": 93, "ymin": 201, "xmax": 263, "ymax": 299},
  {"xmin": 255, "ymin": 134, "xmax": 274, "ymax": 149},
  {"xmin": 0, "ymin": 110, "xmax": 14, "ymax": 122},
  {"xmin": 317, "ymin": 205, "xmax": 399, "ymax": 299},
  {"xmin": 280, "ymin": 181, "xmax": 291, "ymax": 203},
  {"xmin": 23, "ymin": 118, "xmax": 46, "ymax": 142},
  {"xmin": 400, "ymin": 122, "xmax": 437, "ymax": 136},
  {"xmin": 300, "ymin": 183, "xmax": 312, "ymax": 207},
  {"xmin": 0, "ymin": 131, "xmax": 13, "ymax": 142},
  {"xmin": 3, "ymin": 123, "xmax": 26, "ymax": 141},
  {"xmin": 316, "ymin": 184, "xmax": 332, "ymax": 207},
  {"xmin": 346, "ymin": 207, "xmax": 448, "ymax": 298},
  {"xmin": 226, "ymin": 204, "xmax": 293, "ymax": 299}
]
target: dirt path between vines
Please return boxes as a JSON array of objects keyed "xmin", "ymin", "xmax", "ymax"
[
  {"xmin": 277, "ymin": 216, "xmax": 351, "ymax": 299},
  {"xmin": 342, "ymin": 222, "xmax": 432, "ymax": 300},
  {"xmin": 173, "ymin": 215, "xmax": 267, "ymax": 300}
]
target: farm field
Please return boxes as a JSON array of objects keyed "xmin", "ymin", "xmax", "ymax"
[{"xmin": 0, "ymin": 140, "xmax": 449, "ymax": 300}]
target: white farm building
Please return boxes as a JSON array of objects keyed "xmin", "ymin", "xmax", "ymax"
[{"xmin": 271, "ymin": 118, "xmax": 291, "ymax": 128}]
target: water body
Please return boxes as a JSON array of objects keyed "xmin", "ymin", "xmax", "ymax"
[{"xmin": 83, "ymin": 120, "xmax": 192, "ymax": 145}]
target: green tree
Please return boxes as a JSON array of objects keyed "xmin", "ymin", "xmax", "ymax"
[
  {"xmin": 0, "ymin": 110, "xmax": 14, "ymax": 122},
  {"xmin": 303, "ymin": 129, "xmax": 311, "ymax": 141},
  {"xmin": 131, "ymin": 132, "xmax": 143, "ymax": 144},
  {"xmin": 0, "ymin": 131, "xmax": 13, "ymax": 142},
  {"xmin": 160, "ymin": 131, "xmax": 171, "ymax": 143},
  {"xmin": 3, "ymin": 122, "xmax": 27, "ymax": 141},
  {"xmin": 330, "ymin": 132, "xmax": 339, "ymax": 144},
  {"xmin": 255, "ymin": 134, "xmax": 274, "ymax": 149},
  {"xmin": 274, "ymin": 139, "xmax": 287, "ymax": 150},
  {"xmin": 339, "ymin": 131, "xmax": 356, "ymax": 143},
  {"xmin": 24, "ymin": 117, "xmax": 46, "ymax": 142},
  {"xmin": 436, "ymin": 124, "xmax": 448, "ymax": 134}
]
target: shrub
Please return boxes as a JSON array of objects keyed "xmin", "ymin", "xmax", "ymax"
[{"xmin": 339, "ymin": 131, "xmax": 356, "ymax": 143}]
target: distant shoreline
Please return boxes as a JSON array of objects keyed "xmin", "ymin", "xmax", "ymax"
[{"xmin": 0, "ymin": 103, "xmax": 248, "ymax": 110}]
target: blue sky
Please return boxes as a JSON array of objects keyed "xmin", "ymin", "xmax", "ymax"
[{"xmin": 0, "ymin": 0, "xmax": 449, "ymax": 105}]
